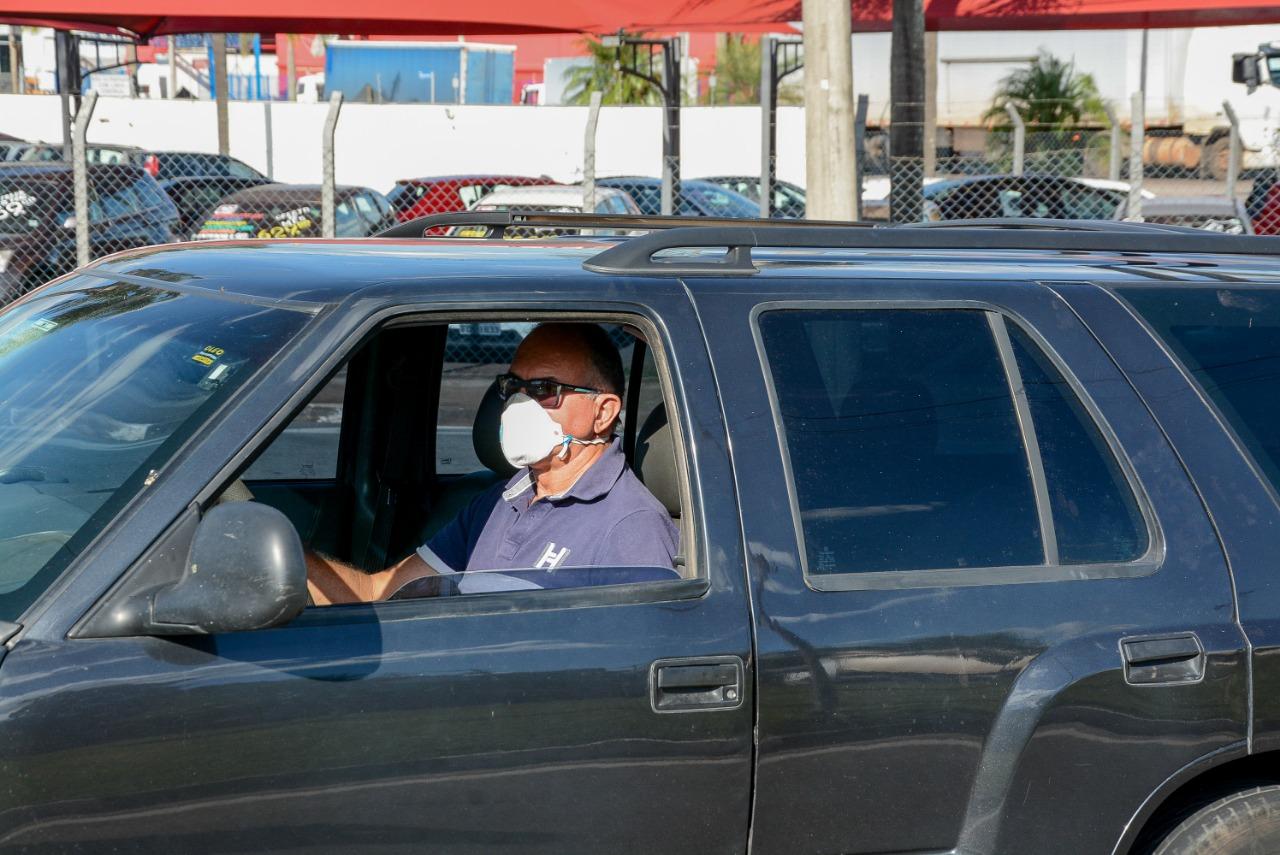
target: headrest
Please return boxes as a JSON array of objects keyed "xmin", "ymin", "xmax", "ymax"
[
  {"xmin": 473, "ymin": 381, "xmax": 517, "ymax": 478},
  {"xmin": 635, "ymin": 403, "xmax": 680, "ymax": 517}
]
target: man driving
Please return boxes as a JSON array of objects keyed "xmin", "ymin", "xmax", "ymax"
[{"xmin": 306, "ymin": 322, "xmax": 679, "ymax": 604}]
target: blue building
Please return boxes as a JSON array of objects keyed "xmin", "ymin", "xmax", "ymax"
[{"xmin": 325, "ymin": 40, "xmax": 515, "ymax": 105}]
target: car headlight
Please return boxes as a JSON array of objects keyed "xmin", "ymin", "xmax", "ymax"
[{"xmin": 0, "ymin": 249, "xmax": 13, "ymax": 274}]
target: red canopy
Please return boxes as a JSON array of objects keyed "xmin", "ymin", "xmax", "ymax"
[{"xmin": 3, "ymin": 0, "xmax": 1280, "ymax": 39}]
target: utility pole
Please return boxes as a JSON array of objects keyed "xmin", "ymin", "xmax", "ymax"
[
  {"xmin": 801, "ymin": 0, "xmax": 857, "ymax": 220},
  {"xmin": 923, "ymin": 31, "xmax": 938, "ymax": 177},
  {"xmin": 890, "ymin": 0, "xmax": 926, "ymax": 222},
  {"xmin": 56, "ymin": 31, "xmax": 81, "ymax": 160},
  {"xmin": 213, "ymin": 33, "xmax": 229, "ymax": 155},
  {"xmin": 8, "ymin": 26, "xmax": 22, "ymax": 95},
  {"xmin": 286, "ymin": 34, "xmax": 297, "ymax": 101}
]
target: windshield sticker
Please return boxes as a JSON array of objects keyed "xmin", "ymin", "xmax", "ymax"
[
  {"xmin": 191, "ymin": 344, "xmax": 225, "ymax": 367},
  {"xmin": 198, "ymin": 362, "xmax": 234, "ymax": 392},
  {"xmin": 257, "ymin": 206, "xmax": 316, "ymax": 238},
  {"xmin": 0, "ymin": 190, "xmax": 38, "ymax": 222},
  {"xmin": 30, "ymin": 319, "xmax": 58, "ymax": 333}
]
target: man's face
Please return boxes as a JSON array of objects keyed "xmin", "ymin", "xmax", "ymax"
[{"xmin": 507, "ymin": 333, "xmax": 620, "ymax": 469}]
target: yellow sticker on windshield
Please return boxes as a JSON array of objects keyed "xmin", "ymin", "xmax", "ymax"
[{"xmin": 192, "ymin": 345, "xmax": 225, "ymax": 366}]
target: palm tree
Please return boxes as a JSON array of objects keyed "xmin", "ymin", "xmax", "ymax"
[
  {"xmin": 702, "ymin": 34, "xmax": 803, "ymax": 106},
  {"xmin": 984, "ymin": 51, "xmax": 1105, "ymax": 129},
  {"xmin": 562, "ymin": 32, "xmax": 662, "ymax": 106}
]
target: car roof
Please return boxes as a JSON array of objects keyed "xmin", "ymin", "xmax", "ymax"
[
  {"xmin": 0, "ymin": 163, "xmax": 147, "ymax": 179},
  {"xmin": 476, "ymin": 185, "xmax": 625, "ymax": 206},
  {"xmin": 1139, "ymin": 197, "xmax": 1243, "ymax": 215},
  {"xmin": 597, "ymin": 177, "xmax": 722, "ymax": 190},
  {"xmin": 66, "ymin": 230, "xmax": 1280, "ymax": 309},
  {"xmin": 222, "ymin": 183, "xmax": 373, "ymax": 204},
  {"xmin": 397, "ymin": 174, "xmax": 551, "ymax": 186}
]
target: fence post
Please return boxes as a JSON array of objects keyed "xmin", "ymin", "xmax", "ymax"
[
  {"xmin": 72, "ymin": 91, "xmax": 98, "ymax": 269},
  {"xmin": 264, "ymin": 100, "xmax": 275, "ymax": 180},
  {"xmin": 1004, "ymin": 102, "xmax": 1025, "ymax": 176},
  {"xmin": 582, "ymin": 90, "xmax": 602, "ymax": 214},
  {"xmin": 854, "ymin": 93, "xmax": 869, "ymax": 220},
  {"xmin": 1127, "ymin": 92, "xmax": 1145, "ymax": 221},
  {"xmin": 1105, "ymin": 104, "xmax": 1121, "ymax": 181},
  {"xmin": 322, "ymin": 91, "xmax": 344, "ymax": 239},
  {"xmin": 1223, "ymin": 99, "xmax": 1241, "ymax": 199}
]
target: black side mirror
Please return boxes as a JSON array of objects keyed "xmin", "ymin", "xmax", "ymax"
[
  {"xmin": 146, "ymin": 502, "xmax": 307, "ymax": 635},
  {"xmin": 1233, "ymin": 53, "xmax": 1261, "ymax": 91}
]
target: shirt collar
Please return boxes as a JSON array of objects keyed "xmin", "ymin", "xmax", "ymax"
[{"xmin": 501, "ymin": 436, "xmax": 625, "ymax": 505}]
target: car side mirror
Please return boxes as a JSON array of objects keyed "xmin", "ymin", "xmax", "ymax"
[{"xmin": 145, "ymin": 502, "xmax": 307, "ymax": 635}]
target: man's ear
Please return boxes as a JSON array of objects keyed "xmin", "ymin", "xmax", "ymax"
[{"xmin": 594, "ymin": 393, "xmax": 623, "ymax": 436}]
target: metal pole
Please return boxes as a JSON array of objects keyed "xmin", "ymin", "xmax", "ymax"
[
  {"xmin": 660, "ymin": 39, "xmax": 682, "ymax": 216},
  {"xmin": 254, "ymin": 34, "xmax": 262, "ymax": 101},
  {"xmin": 923, "ymin": 31, "xmax": 938, "ymax": 177},
  {"xmin": 9, "ymin": 26, "xmax": 22, "ymax": 95},
  {"xmin": 1005, "ymin": 102, "xmax": 1025, "ymax": 176},
  {"xmin": 168, "ymin": 35, "xmax": 177, "ymax": 98},
  {"xmin": 72, "ymin": 92, "xmax": 98, "ymax": 268},
  {"xmin": 854, "ymin": 93, "xmax": 869, "ymax": 220},
  {"xmin": 285, "ymin": 34, "xmax": 297, "ymax": 101},
  {"xmin": 759, "ymin": 35, "xmax": 775, "ymax": 219},
  {"xmin": 1223, "ymin": 99, "xmax": 1241, "ymax": 199},
  {"xmin": 583, "ymin": 90, "xmax": 603, "ymax": 213},
  {"xmin": 263, "ymin": 100, "xmax": 274, "ymax": 179},
  {"xmin": 213, "ymin": 34, "xmax": 229, "ymax": 155},
  {"xmin": 1128, "ymin": 91, "xmax": 1144, "ymax": 220},
  {"xmin": 57, "ymin": 31, "xmax": 74, "ymax": 159},
  {"xmin": 322, "ymin": 91, "xmax": 344, "ymax": 239},
  {"xmin": 1105, "ymin": 104, "xmax": 1121, "ymax": 181},
  {"xmin": 458, "ymin": 36, "xmax": 468, "ymax": 105}
]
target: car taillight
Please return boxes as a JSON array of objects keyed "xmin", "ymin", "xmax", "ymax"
[{"xmin": 143, "ymin": 154, "xmax": 160, "ymax": 178}]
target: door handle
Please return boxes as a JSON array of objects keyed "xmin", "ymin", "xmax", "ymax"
[
  {"xmin": 1121, "ymin": 633, "xmax": 1204, "ymax": 685},
  {"xmin": 651, "ymin": 656, "xmax": 744, "ymax": 713}
]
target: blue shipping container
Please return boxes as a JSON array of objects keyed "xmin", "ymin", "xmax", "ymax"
[{"xmin": 325, "ymin": 41, "xmax": 515, "ymax": 104}]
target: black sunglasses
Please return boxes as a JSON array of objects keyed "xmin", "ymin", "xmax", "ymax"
[{"xmin": 496, "ymin": 373, "xmax": 601, "ymax": 408}]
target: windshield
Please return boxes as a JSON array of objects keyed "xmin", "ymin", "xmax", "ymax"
[{"xmin": 0, "ymin": 279, "xmax": 310, "ymax": 621}]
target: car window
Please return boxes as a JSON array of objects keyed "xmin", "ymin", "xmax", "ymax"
[
  {"xmin": 1119, "ymin": 286, "xmax": 1280, "ymax": 496},
  {"xmin": 334, "ymin": 198, "xmax": 366, "ymax": 236},
  {"xmin": 226, "ymin": 159, "xmax": 261, "ymax": 180},
  {"xmin": 132, "ymin": 177, "xmax": 172, "ymax": 212},
  {"xmin": 0, "ymin": 278, "xmax": 310, "ymax": 623},
  {"xmin": 244, "ymin": 368, "xmax": 346, "ymax": 481},
  {"xmin": 1061, "ymin": 185, "xmax": 1122, "ymax": 219},
  {"xmin": 758, "ymin": 308, "xmax": 1145, "ymax": 578},
  {"xmin": 458, "ymin": 184, "xmax": 492, "ymax": 208},
  {"xmin": 352, "ymin": 193, "xmax": 381, "ymax": 226},
  {"xmin": 97, "ymin": 180, "xmax": 140, "ymax": 219}
]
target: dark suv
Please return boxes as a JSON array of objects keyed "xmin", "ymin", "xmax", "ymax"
[
  {"xmin": 0, "ymin": 163, "xmax": 180, "ymax": 299},
  {"xmin": 1, "ymin": 213, "xmax": 1280, "ymax": 855}
]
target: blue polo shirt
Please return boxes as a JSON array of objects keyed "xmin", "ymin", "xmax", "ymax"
[{"xmin": 410, "ymin": 438, "xmax": 680, "ymax": 595}]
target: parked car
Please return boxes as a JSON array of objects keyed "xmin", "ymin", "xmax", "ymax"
[
  {"xmin": 194, "ymin": 184, "xmax": 396, "ymax": 240},
  {"xmin": 17, "ymin": 144, "xmax": 264, "ymax": 182},
  {"xmin": 921, "ymin": 174, "xmax": 1130, "ymax": 220},
  {"xmin": 158, "ymin": 176, "xmax": 271, "ymax": 239},
  {"xmin": 388, "ymin": 174, "xmax": 555, "ymax": 223},
  {"xmin": 1118, "ymin": 196, "xmax": 1253, "ymax": 233},
  {"xmin": 467, "ymin": 184, "xmax": 642, "ymax": 236},
  {"xmin": 4, "ymin": 218, "xmax": 1280, "ymax": 854},
  {"xmin": 700, "ymin": 175, "xmax": 807, "ymax": 217},
  {"xmin": 595, "ymin": 176, "xmax": 760, "ymax": 218},
  {"xmin": 0, "ymin": 163, "xmax": 180, "ymax": 299},
  {"xmin": 1246, "ymin": 169, "xmax": 1280, "ymax": 235}
]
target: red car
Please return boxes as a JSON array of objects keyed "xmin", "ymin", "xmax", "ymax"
[{"xmin": 387, "ymin": 174, "xmax": 555, "ymax": 223}]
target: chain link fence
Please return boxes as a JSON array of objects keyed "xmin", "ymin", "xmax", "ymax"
[{"xmin": 2, "ymin": 91, "xmax": 1272, "ymax": 304}]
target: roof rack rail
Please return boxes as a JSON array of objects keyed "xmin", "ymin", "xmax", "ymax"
[
  {"xmin": 375, "ymin": 211, "xmax": 878, "ymax": 239},
  {"xmin": 902, "ymin": 217, "xmax": 1202, "ymax": 234},
  {"xmin": 582, "ymin": 224, "xmax": 1280, "ymax": 277}
]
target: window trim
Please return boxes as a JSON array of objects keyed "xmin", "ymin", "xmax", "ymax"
[
  {"xmin": 196, "ymin": 303, "xmax": 709, "ymax": 619},
  {"xmin": 750, "ymin": 298, "xmax": 1163, "ymax": 592}
]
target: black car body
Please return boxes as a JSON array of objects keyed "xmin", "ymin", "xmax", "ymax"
[
  {"xmin": 0, "ymin": 163, "xmax": 180, "ymax": 299},
  {"xmin": 17, "ymin": 145, "xmax": 265, "ymax": 182},
  {"xmin": 158, "ymin": 175, "xmax": 271, "ymax": 239},
  {"xmin": 195, "ymin": 183, "xmax": 396, "ymax": 240},
  {"xmin": 2, "ymin": 218, "xmax": 1280, "ymax": 854}
]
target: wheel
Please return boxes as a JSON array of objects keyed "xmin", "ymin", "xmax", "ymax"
[{"xmin": 1153, "ymin": 785, "xmax": 1280, "ymax": 855}]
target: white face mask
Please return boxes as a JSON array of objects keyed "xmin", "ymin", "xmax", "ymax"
[{"xmin": 499, "ymin": 393, "xmax": 607, "ymax": 469}]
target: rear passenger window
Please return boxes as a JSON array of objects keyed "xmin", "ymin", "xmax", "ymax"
[
  {"xmin": 758, "ymin": 308, "xmax": 1146, "ymax": 579},
  {"xmin": 1120, "ymin": 286, "xmax": 1280, "ymax": 496}
]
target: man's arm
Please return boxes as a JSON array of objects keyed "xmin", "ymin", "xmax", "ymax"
[{"xmin": 306, "ymin": 550, "xmax": 439, "ymax": 605}]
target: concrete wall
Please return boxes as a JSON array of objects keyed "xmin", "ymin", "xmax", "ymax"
[{"xmin": 0, "ymin": 95, "xmax": 808, "ymax": 193}]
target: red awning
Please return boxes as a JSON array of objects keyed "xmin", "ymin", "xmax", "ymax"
[{"xmin": 3, "ymin": 0, "xmax": 1280, "ymax": 39}]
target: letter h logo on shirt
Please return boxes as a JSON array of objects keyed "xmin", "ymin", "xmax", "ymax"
[{"xmin": 535, "ymin": 542, "xmax": 570, "ymax": 570}]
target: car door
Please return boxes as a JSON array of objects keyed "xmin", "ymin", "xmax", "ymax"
[
  {"xmin": 692, "ymin": 275, "xmax": 1246, "ymax": 855},
  {"xmin": 0, "ymin": 278, "xmax": 755, "ymax": 855}
]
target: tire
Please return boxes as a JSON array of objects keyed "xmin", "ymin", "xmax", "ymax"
[{"xmin": 1152, "ymin": 785, "xmax": 1280, "ymax": 855}]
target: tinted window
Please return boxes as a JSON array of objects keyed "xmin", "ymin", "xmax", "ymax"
[
  {"xmin": 760, "ymin": 309, "xmax": 1042, "ymax": 574},
  {"xmin": 245, "ymin": 367, "xmax": 345, "ymax": 481},
  {"xmin": 1007, "ymin": 325, "xmax": 1146, "ymax": 563},
  {"xmin": 97, "ymin": 181, "xmax": 140, "ymax": 219},
  {"xmin": 0, "ymin": 279, "xmax": 309, "ymax": 621},
  {"xmin": 1121, "ymin": 286, "xmax": 1280, "ymax": 495}
]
